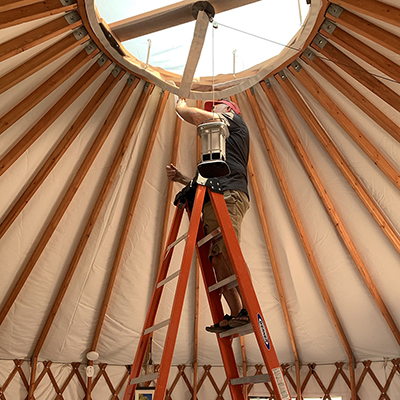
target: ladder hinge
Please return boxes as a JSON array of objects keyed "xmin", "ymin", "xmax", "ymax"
[
  {"xmin": 249, "ymin": 86, "xmax": 255, "ymax": 95},
  {"xmin": 97, "ymin": 54, "xmax": 109, "ymax": 67},
  {"xmin": 313, "ymin": 33, "xmax": 328, "ymax": 49},
  {"xmin": 206, "ymin": 178, "xmax": 223, "ymax": 193},
  {"xmin": 144, "ymin": 82, "xmax": 151, "ymax": 92},
  {"xmin": 64, "ymin": 11, "xmax": 80, "ymax": 25},
  {"xmin": 327, "ymin": 3, "xmax": 344, "ymax": 18},
  {"xmin": 303, "ymin": 47, "xmax": 316, "ymax": 61},
  {"xmin": 73, "ymin": 26, "xmax": 88, "ymax": 41},
  {"xmin": 59, "ymin": 0, "xmax": 77, "ymax": 6},
  {"xmin": 264, "ymin": 78, "xmax": 271, "ymax": 89},
  {"xmin": 321, "ymin": 19, "xmax": 337, "ymax": 35},
  {"xmin": 291, "ymin": 59, "xmax": 302, "ymax": 73},
  {"xmin": 85, "ymin": 40, "xmax": 97, "ymax": 55}
]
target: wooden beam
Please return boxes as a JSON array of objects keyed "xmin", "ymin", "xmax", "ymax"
[
  {"xmin": 275, "ymin": 71, "xmax": 400, "ymax": 255},
  {"xmin": 311, "ymin": 38, "xmax": 400, "ymax": 115},
  {"xmin": 0, "ymin": 12, "xmax": 82, "ymax": 63},
  {"xmin": 110, "ymin": 0, "xmax": 260, "ymax": 42},
  {"xmin": 326, "ymin": 7, "xmax": 400, "ymax": 56},
  {"xmin": 320, "ymin": 22, "xmax": 400, "ymax": 84},
  {"xmin": 30, "ymin": 79, "xmax": 147, "ymax": 359},
  {"xmin": 231, "ymin": 93, "xmax": 301, "ymax": 399},
  {"xmin": 0, "ymin": 64, "xmax": 133, "ymax": 328},
  {"xmin": 0, "ymin": 70, "xmax": 123, "ymax": 276},
  {"xmin": 245, "ymin": 86, "xmax": 355, "ymax": 366},
  {"xmin": 179, "ymin": 10, "xmax": 209, "ymax": 98},
  {"xmin": 248, "ymin": 155, "xmax": 303, "ymax": 399},
  {"xmin": 288, "ymin": 62, "xmax": 400, "ymax": 190},
  {"xmin": 239, "ymin": 336, "xmax": 248, "ymax": 400},
  {"xmin": 0, "ymin": 31, "xmax": 88, "ymax": 96},
  {"xmin": 0, "ymin": 45, "xmax": 98, "ymax": 136},
  {"xmin": 0, "ymin": 0, "xmax": 45, "ymax": 13},
  {"xmin": 263, "ymin": 77, "xmax": 400, "ymax": 378},
  {"xmin": 193, "ymin": 260, "xmax": 200, "ymax": 400},
  {"xmin": 0, "ymin": 54, "xmax": 111, "ymax": 180},
  {"xmin": 0, "ymin": 0, "xmax": 77, "ymax": 29},
  {"xmin": 90, "ymin": 89, "xmax": 170, "ymax": 351},
  {"xmin": 300, "ymin": 50, "xmax": 400, "ymax": 144},
  {"xmin": 334, "ymin": 0, "xmax": 400, "ymax": 28},
  {"xmin": 29, "ymin": 80, "xmax": 148, "ymax": 355}
]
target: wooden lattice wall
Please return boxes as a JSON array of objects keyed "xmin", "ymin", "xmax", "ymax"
[{"xmin": 0, "ymin": 359, "xmax": 399, "ymax": 399}]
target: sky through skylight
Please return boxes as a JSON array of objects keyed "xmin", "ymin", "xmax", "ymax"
[{"xmin": 96, "ymin": 0, "xmax": 310, "ymax": 77}]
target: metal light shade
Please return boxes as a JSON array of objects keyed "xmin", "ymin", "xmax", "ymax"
[{"xmin": 197, "ymin": 120, "xmax": 231, "ymax": 178}]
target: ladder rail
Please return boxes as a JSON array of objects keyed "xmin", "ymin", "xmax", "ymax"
[
  {"xmin": 124, "ymin": 205, "xmax": 184, "ymax": 400},
  {"xmin": 209, "ymin": 190, "xmax": 291, "ymax": 400},
  {"xmin": 153, "ymin": 185, "xmax": 207, "ymax": 400},
  {"xmin": 195, "ymin": 222, "xmax": 245, "ymax": 400}
]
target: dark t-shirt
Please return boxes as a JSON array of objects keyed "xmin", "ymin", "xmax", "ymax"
[{"xmin": 217, "ymin": 111, "xmax": 250, "ymax": 199}]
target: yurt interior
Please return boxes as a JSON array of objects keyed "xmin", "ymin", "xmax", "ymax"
[{"xmin": 0, "ymin": 0, "xmax": 400, "ymax": 399}]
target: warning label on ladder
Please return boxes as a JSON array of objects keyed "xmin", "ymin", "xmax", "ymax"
[{"xmin": 272, "ymin": 367, "xmax": 290, "ymax": 400}]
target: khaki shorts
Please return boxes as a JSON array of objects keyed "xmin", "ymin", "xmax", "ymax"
[{"xmin": 202, "ymin": 190, "xmax": 250, "ymax": 258}]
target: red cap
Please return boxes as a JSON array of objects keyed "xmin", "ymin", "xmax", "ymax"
[{"xmin": 204, "ymin": 99, "xmax": 241, "ymax": 115}]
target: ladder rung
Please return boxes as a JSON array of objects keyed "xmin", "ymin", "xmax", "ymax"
[
  {"xmin": 130, "ymin": 372, "xmax": 159, "ymax": 385},
  {"xmin": 144, "ymin": 318, "xmax": 170, "ymax": 335},
  {"xmin": 157, "ymin": 270, "xmax": 180, "ymax": 288},
  {"xmin": 219, "ymin": 323, "xmax": 253, "ymax": 338},
  {"xmin": 197, "ymin": 227, "xmax": 221, "ymax": 247},
  {"xmin": 164, "ymin": 232, "xmax": 188, "ymax": 258},
  {"xmin": 208, "ymin": 274, "xmax": 237, "ymax": 293},
  {"xmin": 231, "ymin": 373, "xmax": 270, "ymax": 385}
]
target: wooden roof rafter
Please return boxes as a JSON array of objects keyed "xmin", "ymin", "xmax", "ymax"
[
  {"xmin": 0, "ymin": 60, "xmax": 131, "ymax": 328},
  {"xmin": 275, "ymin": 71, "xmax": 400, "ymax": 256},
  {"xmin": 319, "ymin": 20, "xmax": 400, "ymax": 86},
  {"xmin": 310, "ymin": 37, "xmax": 400, "ymax": 116},
  {"xmin": 299, "ymin": 50, "xmax": 400, "ymax": 144},
  {"xmin": 0, "ymin": 29, "xmax": 89, "ymax": 97},
  {"xmin": 0, "ymin": 11, "xmax": 82, "ymax": 63},
  {"xmin": 235, "ymin": 87, "xmax": 302, "ymax": 400},
  {"xmin": 245, "ymin": 86, "xmax": 357, "ymax": 399},
  {"xmin": 325, "ymin": 5, "xmax": 400, "ymax": 56},
  {"xmin": 261, "ymin": 77, "xmax": 400, "ymax": 348},
  {"xmin": 0, "ymin": 44, "xmax": 100, "ymax": 136},
  {"xmin": 0, "ymin": 0, "xmax": 78, "ymax": 29},
  {"xmin": 333, "ymin": 0, "xmax": 400, "ymax": 28},
  {"xmin": 28, "ymin": 73, "xmax": 143, "ymax": 399},
  {"xmin": 25, "ymin": 67, "xmax": 129, "ymax": 394},
  {"xmin": 0, "ymin": 52, "xmax": 111, "ymax": 184},
  {"xmin": 89, "ymin": 88, "xmax": 168, "ymax": 353},
  {"xmin": 288, "ymin": 60, "xmax": 400, "ymax": 190}
]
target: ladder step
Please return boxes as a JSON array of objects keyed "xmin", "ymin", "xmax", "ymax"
[
  {"xmin": 144, "ymin": 318, "xmax": 170, "ymax": 335},
  {"xmin": 157, "ymin": 270, "xmax": 180, "ymax": 288},
  {"xmin": 219, "ymin": 322, "xmax": 253, "ymax": 338},
  {"xmin": 208, "ymin": 274, "xmax": 238, "ymax": 293},
  {"xmin": 231, "ymin": 373, "xmax": 270, "ymax": 385},
  {"xmin": 164, "ymin": 232, "xmax": 188, "ymax": 258},
  {"xmin": 197, "ymin": 227, "xmax": 221, "ymax": 247},
  {"xmin": 130, "ymin": 372, "xmax": 159, "ymax": 385}
]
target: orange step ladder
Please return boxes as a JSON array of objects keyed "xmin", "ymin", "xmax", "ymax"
[{"xmin": 123, "ymin": 177, "xmax": 291, "ymax": 400}]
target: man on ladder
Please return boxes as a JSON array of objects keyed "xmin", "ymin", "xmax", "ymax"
[
  {"xmin": 124, "ymin": 97, "xmax": 291, "ymax": 400},
  {"xmin": 166, "ymin": 98, "xmax": 251, "ymax": 332}
]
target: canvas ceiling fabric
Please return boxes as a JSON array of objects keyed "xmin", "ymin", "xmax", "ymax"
[{"xmin": 0, "ymin": 0, "xmax": 400, "ymax": 383}]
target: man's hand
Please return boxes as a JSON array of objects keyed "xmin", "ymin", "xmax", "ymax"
[{"xmin": 165, "ymin": 164, "xmax": 191, "ymax": 185}]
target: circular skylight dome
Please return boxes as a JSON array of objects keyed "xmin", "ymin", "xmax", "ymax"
[{"xmin": 85, "ymin": 0, "xmax": 316, "ymax": 98}]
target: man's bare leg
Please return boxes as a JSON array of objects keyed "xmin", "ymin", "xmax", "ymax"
[{"xmin": 211, "ymin": 252, "xmax": 244, "ymax": 327}]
